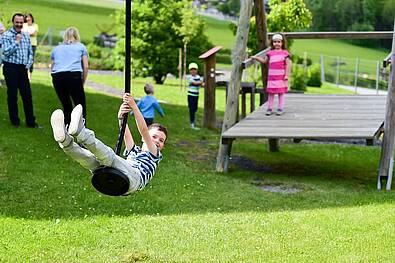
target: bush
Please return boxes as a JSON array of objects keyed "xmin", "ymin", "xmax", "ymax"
[
  {"xmin": 296, "ymin": 56, "xmax": 312, "ymax": 66},
  {"xmin": 85, "ymin": 43, "xmax": 116, "ymax": 70},
  {"xmin": 216, "ymin": 53, "xmax": 232, "ymax": 64},
  {"xmin": 290, "ymin": 65, "xmax": 307, "ymax": 91},
  {"xmin": 86, "ymin": 43, "xmax": 103, "ymax": 59},
  {"xmin": 307, "ymin": 63, "xmax": 322, "ymax": 87}
]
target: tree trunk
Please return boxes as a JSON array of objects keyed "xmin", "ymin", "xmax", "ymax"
[
  {"xmin": 154, "ymin": 74, "xmax": 165, "ymax": 84},
  {"xmin": 216, "ymin": 0, "xmax": 253, "ymax": 172},
  {"xmin": 254, "ymin": 0, "xmax": 269, "ymax": 104}
]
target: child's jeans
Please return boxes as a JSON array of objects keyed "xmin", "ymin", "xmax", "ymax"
[
  {"xmin": 60, "ymin": 127, "xmax": 141, "ymax": 194},
  {"xmin": 188, "ymin": 95, "xmax": 199, "ymax": 124}
]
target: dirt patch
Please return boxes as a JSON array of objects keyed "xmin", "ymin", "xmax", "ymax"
[
  {"xmin": 258, "ymin": 184, "xmax": 302, "ymax": 194},
  {"xmin": 230, "ymin": 155, "xmax": 272, "ymax": 173}
]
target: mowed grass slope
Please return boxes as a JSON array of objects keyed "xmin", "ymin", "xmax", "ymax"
[
  {"xmin": 0, "ymin": 71, "xmax": 394, "ymax": 261},
  {"xmin": 0, "ymin": 0, "xmax": 119, "ymax": 44}
]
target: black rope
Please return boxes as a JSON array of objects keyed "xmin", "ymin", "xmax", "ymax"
[{"xmin": 115, "ymin": 0, "xmax": 131, "ymax": 155}]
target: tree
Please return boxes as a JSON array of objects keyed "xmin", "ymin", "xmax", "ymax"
[
  {"xmin": 236, "ymin": 0, "xmax": 312, "ymax": 54},
  {"xmin": 112, "ymin": 0, "xmax": 211, "ymax": 84},
  {"xmin": 173, "ymin": 0, "xmax": 208, "ymax": 88}
]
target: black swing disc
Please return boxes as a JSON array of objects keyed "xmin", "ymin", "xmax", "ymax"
[{"xmin": 91, "ymin": 166, "xmax": 130, "ymax": 196}]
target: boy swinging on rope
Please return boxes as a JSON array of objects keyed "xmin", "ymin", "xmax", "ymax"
[{"xmin": 50, "ymin": 93, "xmax": 167, "ymax": 195}]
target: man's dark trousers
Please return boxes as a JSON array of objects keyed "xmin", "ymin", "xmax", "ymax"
[{"xmin": 2, "ymin": 62, "xmax": 36, "ymax": 126}]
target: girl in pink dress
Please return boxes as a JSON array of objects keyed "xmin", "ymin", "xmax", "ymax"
[{"xmin": 252, "ymin": 33, "xmax": 292, "ymax": 115}]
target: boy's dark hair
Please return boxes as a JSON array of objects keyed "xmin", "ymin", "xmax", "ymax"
[
  {"xmin": 144, "ymin": 83, "xmax": 154, "ymax": 95},
  {"xmin": 270, "ymin": 33, "xmax": 287, "ymax": 50},
  {"xmin": 148, "ymin": 123, "xmax": 168, "ymax": 141},
  {"xmin": 12, "ymin": 13, "xmax": 24, "ymax": 22}
]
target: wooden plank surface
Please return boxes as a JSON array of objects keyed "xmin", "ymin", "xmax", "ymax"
[{"xmin": 222, "ymin": 94, "xmax": 386, "ymax": 139}]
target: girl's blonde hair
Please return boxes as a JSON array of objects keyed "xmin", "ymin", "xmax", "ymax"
[
  {"xmin": 63, "ymin": 27, "xmax": 80, "ymax": 44},
  {"xmin": 270, "ymin": 33, "xmax": 287, "ymax": 50}
]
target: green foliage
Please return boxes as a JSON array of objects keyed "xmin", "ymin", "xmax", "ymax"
[
  {"xmin": 304, "ymin": 0, "xmax": 394, "ymax": 49},
  {"xmin": 112, "ymin": 0, "xmax": 211, "ymax": 84},
  {"xmin": 216, "ymin": 0, "xmax": 240, "ymax": 16},
  {"xmin": 307, "ymin": 63, "xmax": 322, "ymax": 87},
  {"xmin": 240, "ymin": 0, "xmax": 312, "ymax": 54},
  {"xmin": 291, "ymin": 64, "xmax": 307, "ymax": 91},
  {"xmin": 268, "ymin": 0, "xmax": 312, "ymax": 32},
  {"xmin": 216, "ymin": 53, "xmax": 232, "ymax": 64}
]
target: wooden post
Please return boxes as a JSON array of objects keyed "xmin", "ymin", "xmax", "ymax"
[
  {"xmin": 183, "ymin": 43, "xmax": 187, "ymax": 90},
  {"xmin": 254, "ymin": 0, "xmax": 269, "ymax": 104},
  {"xmin": 354, "ymin": 58, "xmax": 359, "ymax": 94},
  {"xmin": 378, "ymin": 21, "xmax": 395, "ymax": 190},
  {"xmin": 216, "ymin": 0, "xmax": 253, "ymax": 172},
  {"xmin": 268, "ymin": 139, "xmax": 279, "ymax": 152},
  {"xmin": 199, "ymin": 46, "xmax": 222, "ymax": 129},
  {"xmin": 320, "ymin": 54, "xmax": 325, "ymax": 82},
  {"xmin": 179, "ymin": 48, "xmax": 183, "ymax": 90}
]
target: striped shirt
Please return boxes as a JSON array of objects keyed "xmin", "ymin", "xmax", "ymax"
[
  {"xmin": 125, "ymin": 145, "xmax": 163, "ymax": 190},
  {"xmin": 1, "ymin": 27, "xmax": 33, "ymax": 68},
  {"xmin": 267, "ymin": 49, "xmax": 289, "ymax": 94},
  {"xmin": 187, "ymin": 74, "xmax": 202, "ymax": 96}
]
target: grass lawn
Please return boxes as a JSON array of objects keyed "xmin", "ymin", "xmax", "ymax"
[
  {"xmin": 0, "ymin": 71, "xmax": 394, "ymax": 261},
  {"xmin": 201, "ymin": 16, "xmax": 235, "ymax": 50},
  {"xmin": 0, "ymin": 0, "xmax": 119, "ymax": 44}
]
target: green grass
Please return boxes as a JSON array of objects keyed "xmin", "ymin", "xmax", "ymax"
[
  {"xmin": 201, "ymin": 16, "xmax": 235, "ymax": 50},
  {"xmin": 291, "ymin": 39, "xmax": 389, "ymax": 77},
  {"xmin": 0, "ymin": 0, "xmax": 119, "ymax": 44},
  {"xmin": 306, "ymin": 82, "xmax": 355, "ymax": 94},
  {"xmin": 1, "ymin": 72, "xmax": 394, "ymax": 261}
]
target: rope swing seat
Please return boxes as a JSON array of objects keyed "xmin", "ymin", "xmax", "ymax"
[{"xmin": 91, "ymin": 0, "xmax": 133, "ymax": 196}]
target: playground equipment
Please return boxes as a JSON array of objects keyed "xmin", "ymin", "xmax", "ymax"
[
  {"xmin": 90, "ymin": 0, "xmax": 132, "ymax": 196},
  {"xmin": 215, "ymin": 0, "xmax": 395, "ymax": 190}
]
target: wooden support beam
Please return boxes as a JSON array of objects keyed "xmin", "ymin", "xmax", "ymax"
[
  {"xmin": 216, "ymin": 0, "xmax": 253, "ymax": 172},
  {"xmin": 269, "ymin": 31, "xmax": 393, "ymax": 39},
  {"xmin": 378, "ymin": 21, "xmax": 395, "ymax": 190},
  {"xmin": 268, "ymin": 139, "xmax": 279, "ymax": 152},
  {"xmin": 254, "ymin": 0, "xmax": 269, "ymax": 104},
  {"xmin": 216, "ymin": 138, "xmax": 234, "ymax": 173}
]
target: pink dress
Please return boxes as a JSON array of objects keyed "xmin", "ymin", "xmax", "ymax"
[{"xmin": 266, "ymin": 49, "xmax": 289, "ymax": 94}]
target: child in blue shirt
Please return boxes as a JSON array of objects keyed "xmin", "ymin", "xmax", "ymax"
[{"xmin": 134, "ymin": 83, "xmax": 165, "ymax": 126}]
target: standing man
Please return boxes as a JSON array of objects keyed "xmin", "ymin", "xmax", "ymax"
[{"xmin": 2, "ymin": 13, "xmax": 39, "ymax": 128}]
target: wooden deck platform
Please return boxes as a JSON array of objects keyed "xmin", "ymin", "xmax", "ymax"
[{"xmin": 222, "ymin": 94, "xmax": 387, "ymax": 140}]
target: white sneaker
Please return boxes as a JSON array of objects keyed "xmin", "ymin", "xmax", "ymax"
[
  {"xmin": 50, "ymin": 109, "xmax": 67, "ymax": 142},
  {"xmin": 68, "ymin": 104, "xmax": 85, "ymax": 136}
]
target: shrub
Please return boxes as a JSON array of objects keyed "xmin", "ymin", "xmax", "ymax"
[
  {"xmin": 290, "ymin": 65, "xmax": 307, "ymax": 91},
  {"xmin": 307, "ymin": 63, "xmax": 322, "ymax": 87},
  {"xmin": 86, "ymin": 43, "xmax": 103, "ymax": 59},
  {"xmin": 216, "ymin": 53, "xmax": 232, "ymax": 64}
]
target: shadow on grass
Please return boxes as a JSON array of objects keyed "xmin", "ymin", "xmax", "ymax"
[{"xmin": 0, "ymin": 82, "xmax": 394, "ymax": 220}]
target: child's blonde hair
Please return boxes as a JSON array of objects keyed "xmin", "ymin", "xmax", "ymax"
[
  {"xmin": 270, "ymin": 33, "xmax": 287, "ymax": 50},
  {"xmin": 63, "ymin": 27, "xmax": 81, "ymax": 44}
]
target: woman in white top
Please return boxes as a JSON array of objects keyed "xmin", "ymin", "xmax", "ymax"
[{"xmin": 22, "ymin": 13, "xmax": 38, "ymax": 74}]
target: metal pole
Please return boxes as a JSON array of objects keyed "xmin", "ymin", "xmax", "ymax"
[
  {"xmin": 320, "ymin": 54, "xmax": 325, "ymax": 82},
  {"xmin": 376, "ymin": 61, "xmax": 380, "ymax": 95},
  {"xmin": 354, "ymin": 58, "xmax": 359, "ymax": 94},
  {"xmin": 336, "ymin": 57, "xmax": 340, "ymax": 87},
  {"xmin": 115, "ymin": 0, "xmax": 131, "ymax": 155}
]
